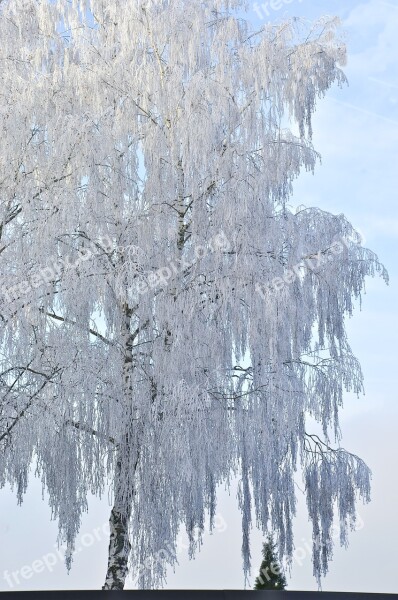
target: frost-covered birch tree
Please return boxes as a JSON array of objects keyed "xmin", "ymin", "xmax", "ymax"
[{"xmin": 0, "ymin": 0, "xmax": 387, "ymax": 590}]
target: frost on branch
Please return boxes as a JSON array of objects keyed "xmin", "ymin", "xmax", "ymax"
[
  {"xmin": 0, "ymin": 0, "xmax": 387, "ymax": 590},
  {"xmin": 303, "ymin": 435, "xmax": 371, "ymax": 585}
]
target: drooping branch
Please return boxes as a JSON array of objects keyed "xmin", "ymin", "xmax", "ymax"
[
  {"xmin": 43, "ymin": 310, "xmax": 116, "ymax": 347},
  {"xmin": 63, "ymin": 419, "xmax": 116, "ymax": 445},
  {"xmin": 0, "ymin": 376, "xmax": 54, "ymax": 444}
]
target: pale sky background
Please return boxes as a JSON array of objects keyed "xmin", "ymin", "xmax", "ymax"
[{"xmin": 1, "ymin": 0, "xmax": 397, "ymax": 593}]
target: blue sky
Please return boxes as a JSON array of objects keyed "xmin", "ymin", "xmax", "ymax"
[{"xmin": 0, "ymin": 0, "xmax": 397, "ymax": 593}]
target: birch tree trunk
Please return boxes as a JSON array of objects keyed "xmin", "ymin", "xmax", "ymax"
[
  {"xmin": 102, "ymin": 455, "xmax": 133, "ymax": 590},
  {"xmin": 103, "ymin": 303, "xmax": 138, "ymax": 590}
]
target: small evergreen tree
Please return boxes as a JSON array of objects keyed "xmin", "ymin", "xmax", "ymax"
[{"xmin": 254, "ymin": 537, "xmax": 287, "ymax": 590}]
